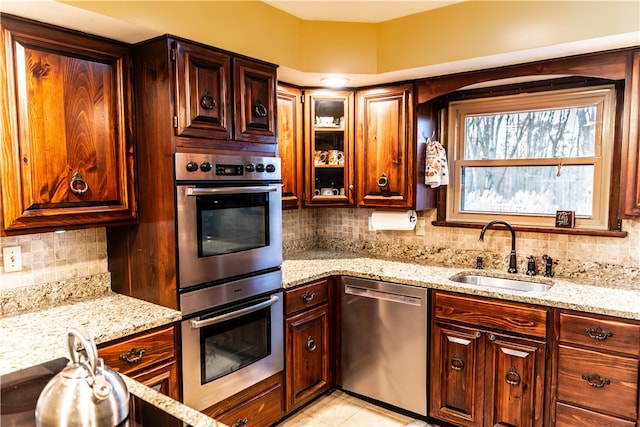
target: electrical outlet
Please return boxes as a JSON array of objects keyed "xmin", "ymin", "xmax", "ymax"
[
  {"xmin": 3, "ymin": 246, "xmax": 22, "ymax": 272},
  {"xmin": 415, "ymin": 219, "xmax": 426, "ymax": 236}
]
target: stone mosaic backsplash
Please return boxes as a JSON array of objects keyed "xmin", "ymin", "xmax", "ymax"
[
  {"xmin": 283, "ymin": 208, "xmax": 640, "ymax": 287},
  {"xmin": 0, "ymin": 228, "xmax": 108, "ymax": 290},
  {"xmin": 1, "ymin": 208, "xmax": 638, "ymax": 293}
]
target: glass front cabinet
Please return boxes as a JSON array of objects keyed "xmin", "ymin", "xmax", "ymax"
[{"xmin": 304, "ymin": 90, "xmax": 355, "ymax": 206}]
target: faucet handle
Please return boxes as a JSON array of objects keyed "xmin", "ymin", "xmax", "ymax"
[
  {"xmin": 526, "ymin": 255, "xmax": 537, "ymax": 276},
  {"xmin": 542, "ymin": 254, "xmax": 554, "ymax": 277}
]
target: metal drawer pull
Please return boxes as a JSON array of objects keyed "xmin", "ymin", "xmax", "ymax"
[
  {"xmin": 200, "ymin": 91, "xmax": 216, "ymax": 110},
  {"xmin": 584, "ymin": 326, "xmax": 613, "ymax": 341},
  {"xmin": 505, "ymin": 367, "xmax": 521, "ymax": 386},
  {"xmin": 581, "ymin": 373, "xmax": 611, "ymax": 388},
  {"xmin": 450, "ymin": 354, "xmax": 464, "ymax": 371},
  {"xmin": 119, "ymin": 347, "xmax": 146, "ymax": 364},
  {"xmin": 70, "ymin": 172, "xmax": 89, "ymax": 195},
  {"xmin": 307, "ymin": 336, "xmax": 317, "ymax": 352},
  {"xmin": 254, "ymin": 100, "xmax": 267, "ymax": 117},
  {"xmin": 302, "ymin": 291, "xmax": 315, "ymax": 303},
  {"xmin": 232, "ymin": 417, "xmax": 249, "ymax": 427}
]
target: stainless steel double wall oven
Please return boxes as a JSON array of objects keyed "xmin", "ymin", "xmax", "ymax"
[{"xmin": 175, "ymin": 152, "xmax": 283, "ymax": 411}]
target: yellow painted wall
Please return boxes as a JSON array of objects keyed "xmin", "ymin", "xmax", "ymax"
[
  {"xmin": 302, "ymin": 21, "xmax": 378, "ymax": 74},
  {"xmin": 63, "ymin": 1, "xmax": 639, "ymax": 75},
  {"xmin": 377, "ymin": 1, "xmax": 640, "ymax": 73}
]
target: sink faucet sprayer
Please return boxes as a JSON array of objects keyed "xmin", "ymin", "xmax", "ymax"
[{"xmin": 479, "ymin": 220, "xmax": 517, "ymax": 274}]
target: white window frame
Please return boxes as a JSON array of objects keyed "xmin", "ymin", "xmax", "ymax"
[{"xmin": 446, "ymin": 85, "xmax": 616, "ymax": 230}]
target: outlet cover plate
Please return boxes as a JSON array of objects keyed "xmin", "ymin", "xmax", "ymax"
[{"xmin": 3, "ymin": 246, "xmax": 22, "ymax": 272}]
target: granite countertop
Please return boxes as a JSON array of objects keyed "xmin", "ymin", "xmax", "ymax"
[
  {"xmin": 0, "ymin": 279, "xmax": 219, "ymax": 427},
  {"xmin": 282, "ymin": 250, "xmax": 640, "ymax": 320}
]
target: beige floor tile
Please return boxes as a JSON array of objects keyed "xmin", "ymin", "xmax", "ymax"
[{"xmin": 276, "ymin": 390, "xmax": 438, "ymax": 427}]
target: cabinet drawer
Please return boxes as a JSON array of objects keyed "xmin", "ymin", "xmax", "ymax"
[
  {"xmin": 555, "ymin": 402, "xmax": 636, "ymax": 427},
  {"xmin": 434, "ymin": 292, "xmax": 547, "ymax": 338},
  {"xmin": 203, "ymin": 372, "xmax": 283, "ymax": 427},
  {"xmin": 285, "ymin": 279, "xmax": 329, "ymax": 315},
  {"xmin": 559, "ymin": 311, "xmax": 640, "ymax": 356},
  {"xmin": 98, "ymin": 326, "xmax": 175, "ymax": 376},
  {"xmin": 557, "ymin": 345, "xmax": 638, "ymax": 419}
]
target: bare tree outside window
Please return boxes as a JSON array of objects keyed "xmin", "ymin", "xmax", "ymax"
[{"xmin": 447, "ymin": 85, "xmax": 616, "ymax": 229}]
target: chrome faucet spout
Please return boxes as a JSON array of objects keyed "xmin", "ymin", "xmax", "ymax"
[{"xmin": 479, "ymin": 220, "xmax": 518, "ymax": 273}]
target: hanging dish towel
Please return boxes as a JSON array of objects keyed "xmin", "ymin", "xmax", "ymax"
[{"xmin": 425, "ymin": 140, "xmax": 449, "ymax": 188}]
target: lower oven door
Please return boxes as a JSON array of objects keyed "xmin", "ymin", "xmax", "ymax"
[{"xmin": 181, "ymin": 291, "xmax": 284, "ymax": 411}]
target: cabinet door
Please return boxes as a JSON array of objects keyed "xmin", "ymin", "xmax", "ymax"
[
  {"xmin": 174, "ymin": 40, "xmax": 232, "ymax": 140},
  {"xmin": 485, "ymin": 332, "xmax": 546, "ymax": 427},
  {"xmin": 304, "ymin": 90, "xmax": 355, "ymax": 206},
  {"xmin": 130, "ymin": 360, "xmax": 180, "ymax": 400},
  {"xmin": 430, "ymin": 321, "xmax": 484, "ymax": 427},
  {"xmin": 0, "ymin": 16, "xmax": 136, "ymax": 233},
  {"xmin": 286, "ymin": 304, "xmax": 331, "ymax": 411},
  {"xmin": 277, "ymin": 84, "xmax": 304, "ymax": 209},
  {"xmin": 234, "ymin": 58, "xmax": 277, "ymax": 144},
  {"xmin": 356, "ymin": 83, "xmax": 415, "ymax": 208}
]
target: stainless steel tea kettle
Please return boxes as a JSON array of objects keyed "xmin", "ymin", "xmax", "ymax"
[{"xmin": 35, "ymin": 327, "xmax": 130, "ymax": 426}]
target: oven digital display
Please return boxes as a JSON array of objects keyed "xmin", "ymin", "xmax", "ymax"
[{"xmin": 215, "ymin": 164, "xmax": 244, "ymax": 176}]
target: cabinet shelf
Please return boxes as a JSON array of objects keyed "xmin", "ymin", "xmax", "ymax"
[
  {"xmin": 314, "ymin": 164, "xmax": 344, "ymax": 169},
  {"xmin": 314, "ymin": 127, "xmax": 345, "ymax": 132}
]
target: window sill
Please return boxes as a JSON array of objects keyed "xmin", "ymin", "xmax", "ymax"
[{"xmin": 431, "ymin": 221, "xmax": 628, "ymax": 238}]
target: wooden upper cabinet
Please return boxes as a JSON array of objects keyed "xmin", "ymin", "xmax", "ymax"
[
  {"xmin": 356, "ymin": 83, "xmax": 415, "ymax": 208},
  {"xmin": 304, "ymin": 89, "xmax": 355, "ymax": 206},
  {"xmin": 234, "ymin": 58, "xmax": 277, "ymax": 144},
  {"xmin": 174, "ymin": 40, "xmax": 232, "ymax": 140},
  {"xmin": 277, "ymin": 84, "xmax": 303, "ymax": 209},
  {"xmin": 621, "ymin": 50, "xmax": 640, "ymax": 217},
  {"xmin": 0, "ymin": 15, "xmax": 136, "ymax": 234}
]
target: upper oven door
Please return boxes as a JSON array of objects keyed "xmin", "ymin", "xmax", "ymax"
[{"xmin": 176, "ymin": 183, "xmax": 282, "ymax": 289}]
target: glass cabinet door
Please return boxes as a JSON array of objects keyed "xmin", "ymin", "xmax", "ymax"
[{"xmin": 304, "ymin": 90, "xmax": 354, "ymax": 206}]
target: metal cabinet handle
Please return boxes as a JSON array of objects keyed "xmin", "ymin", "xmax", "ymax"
[
  {"xmin": 200, "ymin": 91, "xmax": 216, "ymax": 110},
  {"xmin": 70, "ymin": 172, "xmax": 89, "ymax": 195},
  {"xmin": 505, "ymin": 366, "xmax": 521, "ymax": 386},
  {"xmin": 302, "ymin": 291, "xmax": 315, "ymax": 303},
  {"xmin": 119, "ymin": 347, "xmax": 146, "ymax": 364},
  {"xmin": 307, "ymin": 336, "xmax": 317, "ymax": 352},
  {"xmin": 584, "ymin": 326, "xmax": 613, "ymax": 341},
  {"xmin": 581, "ymin": 373, "xmax": 611, "ymax": 388},
  {"xmin": 377, "ymin": 173, "xmax": 388, "ymax": 188},
  {"xmin": 488, "ymin": 333, "xmax": 496, "ymax": 341},
  {"xmin": 232, "ymin": 417, "xmax": 249, "ymax": 427},
  {"xmin": 450, "ymin": 354, "xmax": 464, "ymax": 371},
  {"xmin": 254, "ymin": 100, "xmax": 267, "ymax": 117}
]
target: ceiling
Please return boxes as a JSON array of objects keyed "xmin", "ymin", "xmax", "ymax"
[{"xmin": 260, "ymin": 0, "xmax": 465, "ymax": 23}]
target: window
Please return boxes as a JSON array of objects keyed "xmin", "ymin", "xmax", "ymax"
[{"xmin": 446, "ymin": 84, "xmax": 616, "ymax": 230}]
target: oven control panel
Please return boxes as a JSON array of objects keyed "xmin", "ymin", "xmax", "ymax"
[{"xmin": 175, "ymin": 152, "xmax": 281, "ymax": 181}]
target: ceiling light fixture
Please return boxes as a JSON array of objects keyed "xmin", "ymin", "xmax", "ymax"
[{"xmin": 321, "ymin": 76, "xmax": 350, "ymax": 88}]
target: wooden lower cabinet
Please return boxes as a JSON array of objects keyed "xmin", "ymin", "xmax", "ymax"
[
  {"xmin": 430, "ymin": 291, "xmax": 548, "ymax": 427},
  {"xmin": 97, "ymin": 325, "xmax": 179, "ymax": 400},
  {"xmin": 284, "ymin": 279, "xmax": 333, "ymax": 412},
  {"xmin": 202, "ymin": 372, "xmax": 284, "ymax": 427},
  {"xmin": 553, "ymin": 310, "xmax": 640, "ymax": 426}
]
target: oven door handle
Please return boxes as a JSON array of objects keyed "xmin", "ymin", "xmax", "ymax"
[
  {"xmin": 189, "ymin": 295, "xmax": 280, "ymax": 329},
  {"xmin": 186, "ymin": 186, "xmax": 279, "ymax": 196}
]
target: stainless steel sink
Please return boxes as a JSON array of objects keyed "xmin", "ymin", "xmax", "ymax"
[{"xmin": 450, "ymin": 274, "xmax": 551, "ymax": 293}]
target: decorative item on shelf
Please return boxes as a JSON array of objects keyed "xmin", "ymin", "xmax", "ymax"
[
  {"xmin": 328, "ymin": 150, "xmax": 344, "ymax": 165},
  {"xmin": 314, "ymin": 150, "xmax": 329, "ymax": 165},
  {"xmin": 555, "ymin": 210, "xmax": 575, "ymax": 228},
  {"xmin": 316, "ymin": 116, "xmax": 336, "ymax": 127}
]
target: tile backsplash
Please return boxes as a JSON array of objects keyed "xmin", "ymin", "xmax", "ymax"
[
  {"xmin": 283, "ymin": 208, "xmax": 640, "ymax": 277},
  {"xmin": 1, "ymin": 209, "xmax": 638, "ymax": 291},
  {"xmin": 0, "ymin": 228, "xmax": 108, "ymax": 290}
]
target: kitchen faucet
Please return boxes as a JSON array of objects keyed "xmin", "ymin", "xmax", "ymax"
[{"xmin": 479, "ymin": 220, "xmax": 517, "ymax": 273}]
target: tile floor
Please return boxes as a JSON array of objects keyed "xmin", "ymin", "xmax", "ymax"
[{"xmin": 276, "ymin": 390, "xmax": 439, "ymax": 427}]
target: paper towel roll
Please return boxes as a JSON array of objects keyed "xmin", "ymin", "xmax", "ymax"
[{"xmin": 370, "ymin": 210, "xmax": 417, "ymax": 231}]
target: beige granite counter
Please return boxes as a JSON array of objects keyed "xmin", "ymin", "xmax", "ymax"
[
  {"xmin": 282, "ymin": 250, "xmax": 640, "ymax": 320},
  {"xmin": 0, "ymin": 277, "xmax": 220, "ymax": 427}
]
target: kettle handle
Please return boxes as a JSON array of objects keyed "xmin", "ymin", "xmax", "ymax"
[{"xmin": 68, "ymin": 327, "xmax": 99, "ymax": 373}]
